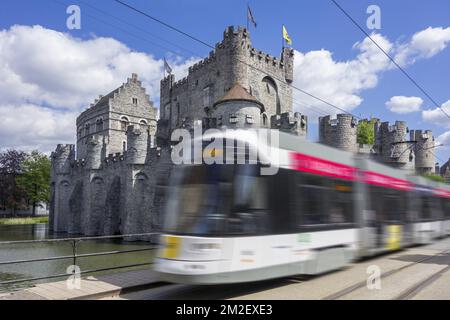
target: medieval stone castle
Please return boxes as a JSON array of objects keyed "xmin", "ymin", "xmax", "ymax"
[{"xmin": 49, "ymin": 26, "xmax": 446, "ymax": 236}]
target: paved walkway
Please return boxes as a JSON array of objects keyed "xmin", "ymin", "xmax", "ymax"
[{"xmin": 0, "ymin": 269, "xmax": 161, "ymax": 300}]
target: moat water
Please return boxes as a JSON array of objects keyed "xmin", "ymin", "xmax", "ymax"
[{"xmin": 0, "ymin": 223, "xmax": 155, "ymax": 293}]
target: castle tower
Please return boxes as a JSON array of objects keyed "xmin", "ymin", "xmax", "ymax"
[
  {"xmin": 410, "ymin": 130, "xmax": 436, "ymax": 174},
  {"xmin": 374, "ymin": 121, "xmax": 415, "ymax": 171},
  {"xmin": 126, "ymin": 125, "xmax": 149, "ymax": 164},
  {"xmin": 159, "ymin": 25, "xmax": 296, "ymax": 146},
  {"xmin": 51, "ymin": 144, "xmax": 75, "ymax": 175},
  {"xmin": 319, "ymin": 114, "xmax": 358, "ymax": 153},
  {"xmin": 49, "ymin": 144, "xmax": 75, "ymax": 233},
  {"xmin": 85, "ymin": 135, "xmax": 103, "ymax": 169},
  {"xmin": 211, "ymin": 83, "xmax": 263, "ymax": 128}
]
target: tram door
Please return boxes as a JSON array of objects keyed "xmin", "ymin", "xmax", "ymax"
[{"xmin": 368, "ymin": 186, "xmax": 406, "ymax": 251}]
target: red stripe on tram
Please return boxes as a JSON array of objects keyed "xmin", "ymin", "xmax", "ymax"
[
  {"xmin": 363, "ymin": 171, "xmax": 413, "ymax": 191},
  {"xmin": 289, "ymin": 152, "xmax": 357, "ymax": 181}
]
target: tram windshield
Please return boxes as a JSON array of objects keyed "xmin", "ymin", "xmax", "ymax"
[{"xmin": 164, "ymin": 164, "xmax": 268, "ymax": 236}]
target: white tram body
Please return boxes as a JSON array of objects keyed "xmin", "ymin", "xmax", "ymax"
[{"xmin": 154, "ymin": 130, "xmax": 450, "ymax": 284}]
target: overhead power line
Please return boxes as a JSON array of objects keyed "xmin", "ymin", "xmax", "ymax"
[
  {"xmin": 51, "ymin": 0, "xmax": 320, "ymax": 119},
  {"xmin": 113, "ymin": 0, "xmax": 361, "ymax": 119},
  {"xmin": 330, "ymin": 0, "xmax": 450, "ymax": 119}
]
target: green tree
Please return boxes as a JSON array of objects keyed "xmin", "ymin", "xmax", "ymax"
[
  {"xmin": 0, "ymin": 150, "xmax": 27, "ymax": 216},
  {"xmin": 421, "ymin": 173, "xmax": 447, "ymax": 184},
  {"xmin": 357, "ymin": 119, "xmax": 375, "ymax": 145},
  {"xmin": 16, "ymin": 151, "xmax": 51, "ymax": 216}
]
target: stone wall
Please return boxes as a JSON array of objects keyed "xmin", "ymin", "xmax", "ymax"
[
  {"xmin": 410, "ymin": 130, "xmax": 435, "ymax": 174},
  {"xmin": 319, "ymin": 114, "xmax": 358, "ymax": 153}
]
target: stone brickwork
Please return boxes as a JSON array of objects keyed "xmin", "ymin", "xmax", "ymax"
[
  {"xmin": 373, "ymin": 121, "xmax": 415, "ymax": 171},
  {"xmin": 50, "ymin": 26, "xmax": 304, "ymax": 238},
  {"xmin": 318, "ymin": 115, "xmax": 438, "ymax": 173},
  {"xmin": 159, "ymin": 26, "xmax": 297, "ymax": 142},
  {"xmin": 410, "ymin": 130, "xmax": 436, "ymax": 174},
  {"xmin": 319, "ymin": 114, "xmax": 358, "ymax": 153}
]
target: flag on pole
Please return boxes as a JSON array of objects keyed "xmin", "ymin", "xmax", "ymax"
[
  {"xmin": 164, "ymin": 58, "xmax": 172, "ymax": 74},
  {"xmin": 282, "ymin": 25, "xmax": 292, "ymax": 45},
  {"xmin": 247, "ymin": 5, "xmax": 257, "ymax": 28}
]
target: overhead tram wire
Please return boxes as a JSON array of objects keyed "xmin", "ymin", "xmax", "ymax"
[
  {"xmin": 77, "ymin": 0, "xmax": 200, "ymax": 57},
  {"xmin": 49, "ymin": 0, "xmax": 314, "ymax": 118},
  {"xmin": 113, "ymin": 0, "xmax": 362, "ymax": 120},
  {"xmin": 330, "ymin": 0, "xmax": 450, "ymax": 120},
  {"xmin": 49, "ymin": 0, "xmax": 183, "ymax": 56}
]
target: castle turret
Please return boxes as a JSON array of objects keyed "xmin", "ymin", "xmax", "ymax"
[
  {"xmin": 126, "ymin": 125, "xmax": 149, "ymax": 164},
  {"xmin": 221, "ymin": 26, "xmax": 251, "ymax": 88},
  {"xmin": 282, "ymin": 47, "xmax": 294, "ymax": 84},
  {"xmin": 410, "ymin": 130, "xmax": 435, "ymax": 174},
  {"xmin": 319, "ymin": 114, "xmax": 358, "ymax": 153},
  {"xmin": 374, "ymin": 121, "xmax": 415, "ymax": 171},
  {"xmin": 211, "ymin": 83, "xmax": 264, "ymax": 129},
  {"xmin": 51, "ymin": 144, "xmax": 75, "ymax": 175},
  {"xmin": 85, "ymin": 135, "xmax": 103, "ymax": 169}
]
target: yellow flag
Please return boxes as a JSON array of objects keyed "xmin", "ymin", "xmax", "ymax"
[{"xmin": 282, "ymin": 25, "xmax": 292, "ymax": 45}]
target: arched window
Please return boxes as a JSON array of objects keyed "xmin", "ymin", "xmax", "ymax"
[
  {"xmin": 120, "ymin": 116, "xmax": 129, "ymax": 131},
  {"xmin": 85, "ymin": 123, "xmax": 90, "ymax": 135},
  {"xmin": 262, "ymin": 76, "xmax": 280, "ymax": 114},
  {"xmin": 123, "ymin": 141, "xmax": 127, "ymax": 152},
  {"xmin": 96, "ymin": 118, "xmax": 104, "ymax": 131}
]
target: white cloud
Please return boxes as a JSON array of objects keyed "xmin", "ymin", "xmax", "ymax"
[
  {"xmin": 395, "ymin": 27, "xmax": 450, "ymax": 66},
  {"xmin": 293, "ymin": 33, "xmax": 392, "ymax": 117},
  {"xmin": 385, "ymin": 96, "xmax": 423, "ymax": 114},
  {"xmin": 422, "ymin": 100, "xmax": 450, "ymax": 128},
  {"xmin": 293, "ymin": 27, "xmax": 450, "ymax": 119},
  {"xmin": 0, "ymin": 25, "xmax": 197, "ymax": 152}
]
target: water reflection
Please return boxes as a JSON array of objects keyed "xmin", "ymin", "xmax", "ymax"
[{"xmin": 0, "ymin": 224, "xmax": 155, "ymax": 293}]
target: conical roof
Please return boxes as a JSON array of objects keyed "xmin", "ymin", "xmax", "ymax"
[{"xmin": 213, "ymin": 83, "xmax": 263, "ymax": 108}]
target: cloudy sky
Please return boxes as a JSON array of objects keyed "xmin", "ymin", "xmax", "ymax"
[{"xmin": 0, "ymin": 0, "xmax": 449, "ymax": 164}]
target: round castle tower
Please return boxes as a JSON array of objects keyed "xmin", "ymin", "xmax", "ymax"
[
  {"xmin": 374, "ymin": 121, "xmax": 415, "ymax": 170},
  {"xmin": 410, "ymin": 130, "xmax": 435, "ymax": 174},
  {"xmin": 85, "ymin": 135, "xmax": 103, "ymax": 169},
  {"xmin": 212, "ymin": 83, "xmax": 264, "ymax": 129},
  {"xmin": 319, "ymin": 114, "xmax": 358, "ymax": 153},
  {"xmin": 126, "ymin": 125, "xmax": 149, "ymax": 164},
  {"xmin": 51, "ymin": 144, "xmax": 75, "ymax": 175}
]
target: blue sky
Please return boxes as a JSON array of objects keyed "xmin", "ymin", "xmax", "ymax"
[{"xmin": 0, "ymin": 0, "xmax": 449, "ymax": 163}]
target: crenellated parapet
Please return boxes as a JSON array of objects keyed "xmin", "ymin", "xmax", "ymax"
[
  {"xmin": 271, "ymin": 112, "xmax": 307, "ymax": 136},
  {"xmin": 373, "ymin": 120, "xmax": 415, "ymax": 170},
  {"xmin": 410, "ymin": 130, "xmax": 435, "ymax": 174},
  {"xmin": 51, "ymin": 144, "xmax": 75, "ymax": 175},
  {"xmin": 126, "ymin": 125, "xmax": 149, "ymax": 164},
  {"xmin": 319, "ymin": 114, "xmax": 358, "ymax": 153}
]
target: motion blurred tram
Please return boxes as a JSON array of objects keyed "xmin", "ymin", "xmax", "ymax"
[{"xmin": 155, "ymin": 129, "xmax": 450, "ymax": 284}]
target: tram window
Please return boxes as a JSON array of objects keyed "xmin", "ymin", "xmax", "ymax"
[
  {"xmin": 420, "ymin": 195, "xmax": 433, "ymax": 220},
  {"xmin": 296, "ymin": 174, "xmax": 329, "ymax": 225},
  {"xmin": 267, "ymin": 169, "xmax": 295, "ymax": 233},
  {"xmin": 329, "ymin": 181, "xmax": 354, "ymax": 223},
  {"xmin": 368, "ymin": 187, "xmax": 407, "ymax": 223}
]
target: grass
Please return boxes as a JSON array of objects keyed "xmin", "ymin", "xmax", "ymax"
[{"xmin": 0, "ymin": 216, "xmax": 49, "ymax": 225}]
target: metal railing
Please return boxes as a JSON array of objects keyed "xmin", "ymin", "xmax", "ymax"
[{"xmin": 0, "ymin": 232, "xmax": 161, "ymax": 287}]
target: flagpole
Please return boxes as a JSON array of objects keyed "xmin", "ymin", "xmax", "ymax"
[{"xmin": 246, "ymin": 3, "xmax": 249, "ymax": 30}]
